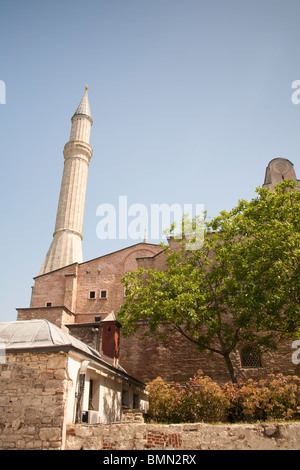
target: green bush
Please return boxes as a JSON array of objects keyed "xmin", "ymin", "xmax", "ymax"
[{"xmin": 146, "ymin": 372, "xmax": 300, "ymax": 424}]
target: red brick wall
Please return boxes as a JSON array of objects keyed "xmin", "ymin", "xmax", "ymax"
[
  {"xmin": 17, "ymin": 307, "xmax": 75, "ymax": 331},
  {"xmin": 101, "ymin": 322, "xmax": 120, "ymax": 361},
  {"xmin": 29, "ymin": 243, "xmax": 162, "ymax": 325},
  {"xmin": 120, "ymin": 324, "xmax": 300, "ymax": 384},
  {"xmin": 30, "ymin": 264, "xmax": 78, "ymax": 312},
  {"xmin": 75, "ymin": 244, "xmax": 162, "ymax": 323}
]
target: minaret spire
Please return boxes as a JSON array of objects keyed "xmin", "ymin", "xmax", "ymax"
[
  {"xmin": 72, "ymin": 85, "xmax": 92, "ymax": 120},
  {"xmin": 38, "ymin": 88, "xmax": 93, "ymax": 275}
]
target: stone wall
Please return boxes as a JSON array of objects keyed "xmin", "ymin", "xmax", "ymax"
[
  {"xmin": 1, "ymin": 347, "xmax": 299, "ymax": 450},
  {"xmin": 66, "ymin": 422, "xmax": 300, "ymax": 450},
  {"xmin": 0, "ymin": 351, "xmax": 70, "ymax": 450}
]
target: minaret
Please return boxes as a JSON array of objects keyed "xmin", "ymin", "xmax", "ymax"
[{"xmin": 39, "ymin": 87, "xmax": 93, "ymax": 275}]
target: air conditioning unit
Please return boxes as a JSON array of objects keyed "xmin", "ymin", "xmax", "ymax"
[{"xmin": 82, "ymin": 410, "xmax": 101, "ymax": 424}]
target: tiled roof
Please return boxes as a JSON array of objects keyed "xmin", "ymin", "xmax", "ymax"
[
  {"xmin": 0, "ymin": 319, "xmax": 101, "ymax": 359},
  {"xmin": 72, "ymin": 86, "xmax": 92, "ymax": 119},
  {"xmin": 0, "ymin": 319, "xmax": 145, "ymax": 385}
]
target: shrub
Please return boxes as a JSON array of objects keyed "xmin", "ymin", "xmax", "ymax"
[
  {"xmin": 178, "ymin": 371, "xmax": 230, "ymax": 423},
  {"xmin": 260, "ymin": 374, "xmax": 300, "ymax": 420},
  {"xmin": 223, "ymin": 378, "xmax": 261, "ymax": 423},
  {"xmin": 147, "ymin": 372, "xmax": 300, "ymax": 424},
  {"xmin": 146, "ymin": 371, "xmax": 230, "ymax": 423},
  {"xmin": 146, "ymin": 377, "xmax": 182, "ymax": 423},
  {"xmin": 223, "ymin": 374, "xmax": 300, "ymax": 422}
]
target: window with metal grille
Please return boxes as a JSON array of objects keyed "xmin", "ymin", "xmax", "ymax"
[{"xmin": 240, "ymin": 346, "xmax": 262, "ymax": 368}]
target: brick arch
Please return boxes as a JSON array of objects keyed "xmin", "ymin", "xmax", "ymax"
[{"xmin": 123, "ymin": 247, "xmax": 160, "ymax": 272}]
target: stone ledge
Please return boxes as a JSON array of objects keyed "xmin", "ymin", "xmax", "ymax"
[{"xmin": 65, "ymin": 421, "xmax": 300, "ymax": 450}]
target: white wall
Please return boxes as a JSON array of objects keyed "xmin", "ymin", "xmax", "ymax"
[
  {"xmin": 66, "ymin": 354, "xmax": 148, "ymax": 425},
  {"xmin": 66, "ymin": 355, "xmax": 82, "ymax": 424}
]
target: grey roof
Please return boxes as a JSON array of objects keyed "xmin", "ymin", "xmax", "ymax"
[
  {"xmin": 72, "ymin": 87, "xmax": 92, "ymax": 120},
  {"xmin": 0, "ymin": 319, "xmax": 145, "ymax": 386},
  {"xmin": 102, "ymin": 311, "xmax": 117, "ymax": 322},
  {"xmin": 0, "ymin": 319, "xmax": 101, "ymax": 359}
]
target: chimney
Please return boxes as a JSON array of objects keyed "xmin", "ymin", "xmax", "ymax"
[{"xmin": 99, "ymin": 312, "xmax": 121, "ymax": 368}]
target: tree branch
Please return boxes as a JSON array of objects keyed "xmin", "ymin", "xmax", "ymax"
[{"xmin": 174, "ymin": 324, "xmax": 223, "ymax": 356}]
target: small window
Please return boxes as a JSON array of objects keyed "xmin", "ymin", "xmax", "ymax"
[
  {"xmin": 100, "ymin": 290, "xmax": 107, "ymax": 299},
  {"xmin": 89, "ymin": 291, "xmax": 96, "ymax": 299},
  {"xmin": 46, "ymin": 302, "xmax": 52, "ymax": 307},
  {"xmin": 122, "ymin": 389, "xmax": 129, "ymax": 407},
  {"xmin": 240, "ymin": 346, "xmax": 262, "ymax": 368},
  {"xmin": 133, "ymin": 393, "xmax": 140, "ymax": 409}
]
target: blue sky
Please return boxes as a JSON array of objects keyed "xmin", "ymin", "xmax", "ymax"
[{"xmin": 0, "ymin": 0, "xmax": 300, "ymax": 322}]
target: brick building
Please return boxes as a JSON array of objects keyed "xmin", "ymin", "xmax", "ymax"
[{"xmin": 14, "ymin": 89, "xmax": 300, "ymax": 384}]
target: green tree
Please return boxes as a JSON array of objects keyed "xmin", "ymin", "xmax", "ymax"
[{"xmin": 118, "ymin": 180, "xmax": 300, "ymax": 383}]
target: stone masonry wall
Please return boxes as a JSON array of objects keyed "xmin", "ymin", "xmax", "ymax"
[
  {"xmin": 66, "ymin": 421, "xmax": 300, "ymax": 450},
  {"xmin": 0, "ymin": 351, "xmax": 70, "ymax": 450}
]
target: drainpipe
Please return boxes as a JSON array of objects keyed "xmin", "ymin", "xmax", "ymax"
[{"xmin": 74, "ymin": 360, "xmax": 89, "ymax": 424}]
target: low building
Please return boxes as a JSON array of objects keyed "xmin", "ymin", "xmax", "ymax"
[{"xmin": 0, "ymin": 319, "xmax": 148, "ymax": 450}]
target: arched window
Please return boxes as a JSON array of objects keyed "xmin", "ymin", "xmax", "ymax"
[{"xmin": 240, "ymin": 346, "xmax": 262, "ymax": 368}]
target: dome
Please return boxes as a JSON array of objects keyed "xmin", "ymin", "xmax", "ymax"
[{"xmin": 0, "ymin": 319, "xmax": 101, "ymax": 359}]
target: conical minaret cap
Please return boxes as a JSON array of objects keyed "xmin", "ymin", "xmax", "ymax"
[{"xmin": 72, "ymin": 86, "xmax": 92, "ymax": 121}]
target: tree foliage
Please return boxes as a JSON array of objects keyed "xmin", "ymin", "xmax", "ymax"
[{"xmin": 118, "ymin": 180, "xmax": 300, "ymax": 382}]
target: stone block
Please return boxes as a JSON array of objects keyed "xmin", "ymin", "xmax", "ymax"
[{"xmin": 39, "ymin": 427, "xmax": 62, "ymax": 442}]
